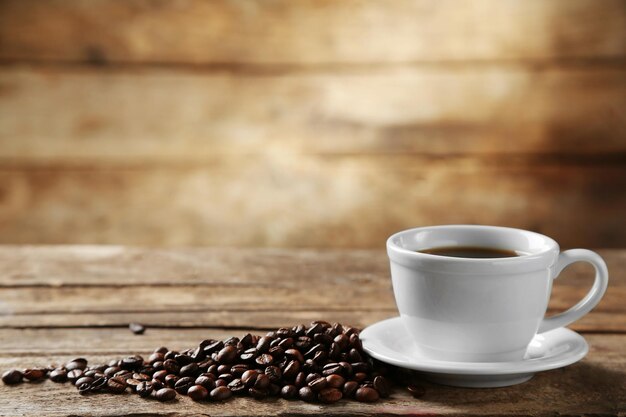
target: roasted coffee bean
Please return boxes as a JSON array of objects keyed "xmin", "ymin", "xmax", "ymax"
[
  {"xmin": 230, "ymin": 364, "xmax": 248, "ymax": 377},
  {"xmin": 326, "ymin": 374, "xmax": 345, "ymax": 389},
  {"xmin": 217, "ymin": 364, "xmax": 231, "ymax": 375},
  {"xmin": 304, "ymin": 343, "xmax": 324, "ymax": 359},
  {"xmin": 155, "ymin": 387, "xmax": 176, "ymax": 402},
  {"xmin": 348, "ymin": 348, "xmax": 362, "ymax": 362},
  {"xmin": 352, "ymin": 362, "xmax": 371, "ymax": 373},
  {"xmin": 312, "ymin": 350, "xmax": 327, "ymax": 364},
  {"xmin": 264, "ymin": 366, "xmax": 281, "ymax": 383},
  {"xmin": 281, "ymin": 384, "xmax": 298, "ymax": 400},
  {"xmin": 154, "ymin": 346, "xmax": 168, "ymax": 355},
  {"xmin": 282, "ymin": 360, "xmax": 300, "ymax": 380},
  {"xmin": 284, "ymin": 348, "xmax": 304, "ymax": 363},
  {"xmin": 49, "ymin": 368, "xmax": 68, "ymax": 383},
  {"xmin": 373, "ymin": 376, "xmax": 390, "ymax": 398},
  {"xmin": 121, "ymin": 355, "xmax": 144, "ymax": 371},
  {"xmin": 319, "ymin": 387, "xmax": 342, "ymax": 403},
  {"xmin": 334, "ymin": 334, "xmax": 349, "ymax": 350},
  {"xmin": 355, "ymin": 386, "xmax": 379, "ymax": 403},
  {"xmin": 255, "ymin": 353, "xmax": 273, "ymax": 366},
  {"xmin": 254, "ymin": 374, "xmax": 270, "ymax": 390},
  {"xmin": 240, "ymin": 333, "xmax": 253, "ymax": 347},
  {"xmin": 91, "ymin": 376, "xmax": 108, "ymax": 391},
  {"xmin": 249, "ymin": 387, "xmax": 268, "ymax": 400},
  {"xmin": 75, "ymin": 376, "xmax": 94, "ymax": 387},
  {"xmin": 241, "ymin": 370, "xmax": 259, "ymax": 387},
  {"xmin": 216, "ymin": 346, "xmax": 237, "ymax": 364},
  {"xmin": 298, "ymin": 386, "xmax": 316, "ymax": 402},
  {"xmin": 210, "ymin": 386, "xmax": 232, "ymax": 401},
  {"xmin": 294, "ymin": 371, "xmax": 307, "ymax": 388},
  {"xmin": 295, "ymin": 336, "xmax": 312, "ymax": 350},
  {"xmin": 162, "ymin": 359, "xmax": 180, "ymax": 374},
  {"xmin": 67, "ymin": 369, "xmax": 84, "ymax": 383},
  {"xmin": 174, "ymin": 376, "xmax": 194, "ymax": 394},
  {"xmin": 128, "ymin": 323, "xmax": 145, "ymax": 335},
  {"xmin": 148, "ymin": 352, "xmax": 164, "ymax": 364},
  {"xmin": 407, "ymin": 384, "xmax": 426, "ymax": 398},
  {"xmin": 278, "ymin": 338, "xmax": 294, "ymax": 349},
  {"xmin": 269, "ymin": 383, "xmax": 281, "ymax": 396},
  {"xmin": 107, "ymin": 376, "xmax": 127, "ymax": 394},
  {"xmin": 256, "ymin": 336, "xmax": 272, "ymax": 353},
  {"xmin": 342, "ymin": 380, "xmax": 359, "ymax": 398},
  {"xmin": 322, "ymin": 363, "xmax": 343, "ymax": 377},
  {"xmin": 152, "ymin": 369, "xmax": 168, "ymax": 381},
  {"xmin": 179, "ymin": 363, "xmax": 199, "ymax": 378},
  {"xmin": 195, "ymin": 375, "xmax": 215, "ymax": 390},
  {"xmin": 150, "ymin": 379, "xmax": 164, "ymax": 391},
  {"xmin": 1, "ymin": 369, "xmax": 23, "ymax": 385},
  {"xmin": 104, "ymin": 366, "xmax": 121, "ymax": 377},
  {"xmin": 66, "ymin": 358, "xmax": 88, "ymax": 371},
  {"xmin": 308, "ymin": 376, "xmax": 328, "ymax": 392},
  {"xmin": 126, "ymin": 379, "xmax": 143, "ymax": 388},
  {"xmin": 239, "ymin": 348, "xmax": 257, "ymax": 361},
  {"xmin": 77, "ymin": 382, "xmax": 91, "ymax": 395},
  {"xmin": 217, "ymin": 373, "xmax": 234, "ymax": 383},
  {"xmin": 228, "ymin": 378, "xmax": 246, "ymax": 395},
  {"xmin": 136, "ymin": 381, "xmax": 153, "ymax": 398},
  {"xmin": 164, "ymin": 350, "xmax": 178, "ymax": 361},
  {"xmin": 23, "ymin": 368, "xmax": 46, "ymax": 382},
  {"xmin": 187, "ymin": 385, "xmax": 208, "ymax": 401},
  {"xmin": 214, "ymin": 378, "xmax": 227, "ymax": 387},
  {"xmin": 165, "ymin": 374, "xmax": 178, "ymax": 387},
  {"xmin": 132, "ymin": 372, "xmax": 150, "ymax": 381},
  {"xmin": 350, "ymin": 333, "xmax": 363, "ymax": 351},
  {"xmin": 203, "ymin": 341, "xmax": 224, "ymax": 355}
]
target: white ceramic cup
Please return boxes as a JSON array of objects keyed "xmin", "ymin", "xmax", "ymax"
[{"xmin": 387, "ymin": 225, "xmax": 608, "ymax": 362}]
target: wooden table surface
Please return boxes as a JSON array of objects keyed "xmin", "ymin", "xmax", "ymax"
[{"xmin": 0, "ymin": 246, "xmax": 624, "ymax": 416}]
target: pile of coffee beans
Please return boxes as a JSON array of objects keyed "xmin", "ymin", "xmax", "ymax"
[{"xmin": 2, "ymin": 321, "xmax": 418, "ymax": 404}]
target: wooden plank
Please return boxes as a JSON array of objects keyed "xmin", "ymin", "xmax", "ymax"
[
  {"xmin": 0, "ymin": 310, "xmax": 623, "ymax": 334},
  {"xmin": 1, "ymin": 247, "xmax": 622, "ymax": 288},
  {"xmin": 0, "ymin": 334, "xmax": 624, "ymax": 416},
  {"xmin": 0, "ymin": 0, "xmax": 624, "ymax": 64},
  {"xmin": 1, "ymin": 67, "xmax": 625, "ymax": 160},
  {"xmin": 0, "ymin": 163, "xmax": 624, "ymax": 248}
]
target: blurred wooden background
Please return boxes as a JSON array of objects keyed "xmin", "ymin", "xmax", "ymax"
[{"xmin": 0, "ymin": 0, "xmax": 624, "ymax": 248}]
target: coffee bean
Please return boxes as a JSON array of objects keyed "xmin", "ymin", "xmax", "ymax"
[
  {"xmin": 148, "ymin": 352, "xmax": 164, "ymax": 364},
  {"xmin": 181, "ymin": 385, "xmax": 205, "ymax": 402},
  {"xmin": 174, "ymin": 376, "xmax": 194, "ymax": 394},
  {"xmin": 216, "ymin": 346, "xmax": 237, "ymax": 364},
  {"xmin": 136, "ymin": 381, "xmax": 153, "ymax": 398},
  {"xmin": 255, "ymin": 353, "xmax": 273, "ymax": 366},
  {"xmin": 90, "ymin": 376, "xmax": 108, "ymax": 392},
  {"xmin": 264, "ymin": 366, "xmax": 281, "ymax": 383},
  {"xmin": 353, "ymin": 371, "xmax": 368, "ymax": 382},
  {"xmin": 2, "ymin": 369, "xmax": 23, "ymax": 385},
  {"xmin": 249, "ymin": 387, "xmax": 268, "ymax": 400},
  {"xmin": 165, "ymin": 374, "xmax": 178, "ymax": 388},
  {"xmin": 125, "ymin": 379, "xmax": 142, "ymax": 388},
  {"xmin": 210, "ymin": 386, "xmax": 232, "ymax": 401},
  {"xmin": 254, "ymin": 374, "xmax": 270, "ymax": 390},
  {"xmin": 326, "ymin": 374, "xmax": 345, "ymax": 389},
  {"xmin": 284, "ymin": 348, "xmax": 304, "ymax": 363},
  {"xmin": 174, "ymin": 353, "xmax": 193, "ymax": 366},
  {"xmin": 322, "ymin": 362, "xmax": 343, "ymax": 376},
  {"xmin": 75, "ymin": 376, "xmax": 94, "ymax": 387},
  {"xmin": 107, "ymin": 376, "xmax": 127, "ymax": 394},
  {"xmin": 355, "ymin": 386, "xmax": 379, "ymax": 402},
  {"xmin": 308, "ymin": 376, "xmax": 328, "ymax": 392},
  {"xmin": 215, "ymin": 378, "xmax": 227, "ymax": 387},
  {"xmin": 66, "ymin": 358, "xmax": 87, "ymax": 371},
  {"xmin": 77, "ymin": 382, "xmax": 91, "ymax": 395},
  {"xmin": 67, "ymin": 369, "xmax": 84, "ymax": 383},
  {"xmin": 152, "ymin": 369, "xmax": 168, "ymax": 381},
  {"xmin": 104, "ymin": 366, "xmax": 121, "ymax": 377},
  {"xmin": 373, "ymin": 375, "xmax": 390, "ymax": 398},
  {"xmin": 179, "ymin": 363, "xmax": 199, "ymax": 378},
  {"xmin": 407, "ymin": 384, "xmax": 426, "ymax": 398},
  {"xmin": 121, "ymin": 355, "xmax": 144, "ymax": 371},
  {"xmin": 342, "ymin": 380, "xmax": 359, "ymax": 398},
  {"xmin": 280, "ymin": 384, "xmax": 298, "ymax": 400},
  {"xmin": 256, "ymin": 336, "xmax": 272, "ymax": 353},
  {"xmin": 150, "ymin": 378, "xmax": 164, "ymax": 391},
  {"xmin": 294, "ymin": 371, "xmax": 307, "ymax": 388},
  {"xmin": 155, "ymin": 387, "xmax": 176, "ymax": 402},
  {"xmin": 163, "ymin": 359, "xmax": 180, "ymax": 374},
  {"xmin": 217, "ymin": 373, "xmax": 234, "ymax": 383},
  {"xmin": 203, "ymin": 341, "xmax": 224, "ymax": 356},
  {"xmin": 319, "ymin": 387, "xmax": 342, "ymax": 403},
  {"xmin": 49, "ymin": 368, "xmax": 68, "ymax": 383},
  {"xmin": 195, "ymin": 375, "xmax": 215, "ymax": 390},
  {"xmin": 228, "ymin": 378, "xmax": 246, "ymax": 395},
  {"xmin": 230, "ymin": 364, "xmax": 248, "ymax": 377},
  {"xmin": 128, "ymin": 323, "xmax": 145, "ymax": 335},
  {"xmin": 298, "ymin": 386, "xmax": 316, "ymax": 402},
  {"xmin": 23, "ymin": 368, "xmax": 46, "ymax": 382},
  {"xmin": 282, "ymin": 360, "xmax": 300, "ymax": 380}
]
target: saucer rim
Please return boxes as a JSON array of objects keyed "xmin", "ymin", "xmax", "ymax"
[{"xmin": 360, "ymin": 317, "xmax": 588, "ymax": 375}]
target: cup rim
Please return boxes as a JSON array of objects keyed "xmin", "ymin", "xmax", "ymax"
[{"xmin": 387, "ymin": 225, "xmax": 560, "ymax": 274}]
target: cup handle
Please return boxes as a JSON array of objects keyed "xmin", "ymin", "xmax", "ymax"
[{"xmin": 538, "ymin": 249, "xmax": 609, "ymax": 333}]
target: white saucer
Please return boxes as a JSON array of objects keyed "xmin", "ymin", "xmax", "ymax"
[{"xmin": 360, "ymin": 317, "xmax": 588, "ymax": 388}]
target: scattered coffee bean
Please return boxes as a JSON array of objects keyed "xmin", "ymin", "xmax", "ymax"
[
  {"xmin": 355, "ymin": 386, "xmax": 380, "ymax": 403},
  {"xmin": 210, "ymin": 386, "xmax": 232, "ymax": 401},
  {"xmin": 129, "ymin": 322, "xmax": 145, "ymax": 335},
  {"xmin": 318, "ymin": 387, "xmax": 342, "ymax": 403},
  {"xmin": 2, "ymin": 322, "xmax": 409, "ymax": 405},
  {"xmin": 1, "ymin": 369, "xmax": 22, "ymax": 385},
  {"xmin": 407, "ymin": 384, "xmax": 426, "ymax": 398},
  {"xmin": 155, "ymin": 387, "xmax": 176, "ymax": 402},
  {"xmin": 187, "ymin": 384, "xmax": 208, "ymax": 401}
]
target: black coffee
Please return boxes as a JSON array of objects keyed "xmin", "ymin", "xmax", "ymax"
[{"xmin": 419, "ymin": 246, "xmax": 520, "ymax": 258}]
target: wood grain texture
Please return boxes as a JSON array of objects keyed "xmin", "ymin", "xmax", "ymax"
[
  {"xmin": 0, "ymin": 162, "xmax": 624, "ymax": 248},
  {"xmin": 0, "ymin": 246, "xmax": 624, "ymax": 416},
  {"xmin": 0, "ymin": 337, "xmax": 624, "ymax": 416},
  {"xmin": 1, "ymin": 67, "xmax": 624, "ymax": 160},
  {"xmin": 0, "ymin": 0, "xmax": 625, "ymax": 64}
]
